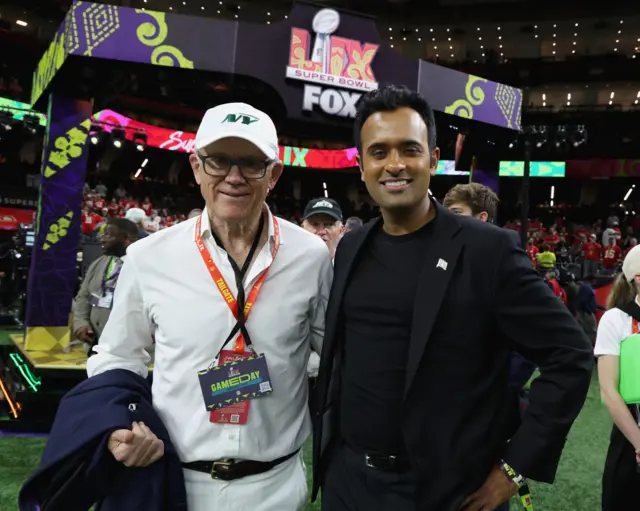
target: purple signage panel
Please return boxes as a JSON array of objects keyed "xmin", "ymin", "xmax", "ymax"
[
  {"xmin": 25, "ymin": 94, "xmax": 92, "ymax": 328},
  {"xmin": 63, "ymin": 2, "xmax": 237, "ymax": 73},
  {"xmin": 31, "ymin": 2, "xmax": 522, "ymax": 131},
  {"xmin": 418, "ymin": 60, "xmax": 522, "ymax": 131}
]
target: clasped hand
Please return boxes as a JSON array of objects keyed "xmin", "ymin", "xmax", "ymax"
[
  {"xmin": 459, "ymin": 465, "xmax": 518, "ymax": 511},
  {"xmin": 108, "ymin": 421, "xmax": 165, "ymax": 467}
]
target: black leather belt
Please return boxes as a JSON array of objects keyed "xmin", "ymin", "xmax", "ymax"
[
  {"xmin": 182, "ymin": 449, "xmax": 299, "ymax": 481},
  {"xmin": 364, "ymin": 452, "xmax": 412, "ymax": 472}
]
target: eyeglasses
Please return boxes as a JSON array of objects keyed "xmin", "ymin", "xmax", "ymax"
[{"xmin": 197, "ymin": 153, "xmax": 272, "ymax": 180}]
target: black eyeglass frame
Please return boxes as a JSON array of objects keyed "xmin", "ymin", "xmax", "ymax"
[{"xmin": 196, "ymin": 153, "xmax": 275, "ymax": 180}]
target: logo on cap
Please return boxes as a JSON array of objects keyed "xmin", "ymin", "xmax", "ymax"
[
  {"xmin": 222, "ymin": 113, "xmax": 259, "ymax": 125},
  {"xmin": 313, "ymin": 200, "xmax": 334, "ymax": 209}
]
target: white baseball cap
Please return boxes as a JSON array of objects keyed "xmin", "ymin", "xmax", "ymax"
[
  {"xmin": 623, "ymin": 245, "xmax": 640, "ymax": 282},
  {"xmin": 194, "ymin": 102, "xmax": 279, "ymax": 160},
  {"xmin": 125, "ymin": 208, "xmax": 146, "ymax": 224}
]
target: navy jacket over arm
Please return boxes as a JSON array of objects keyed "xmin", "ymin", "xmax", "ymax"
[{"xmin": 19, "ymin": 369, "xmax": 187, "ymax": 511}]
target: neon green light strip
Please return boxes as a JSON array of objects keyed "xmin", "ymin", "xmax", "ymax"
[{"xmin": 9, "ymin": 353, "xmax": 41, "ymax": 392}]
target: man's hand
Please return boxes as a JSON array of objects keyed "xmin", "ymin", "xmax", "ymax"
[
  {"xmin": 108, "ymin": 421, "xmax": 165, "ymax": 467},
  {"xmin": 460, "ymin": 465, "xmax": 518, "ymax": 511},
  {"xmin": 74, "ymin": 325, "xmax": 93, "ymax": 342}
]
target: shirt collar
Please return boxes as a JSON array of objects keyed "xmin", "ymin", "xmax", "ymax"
[{"xmin": 199, "ymin": 205, "xmax": 284, "ymax": 249}]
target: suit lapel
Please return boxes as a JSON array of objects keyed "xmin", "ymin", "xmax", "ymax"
[{"xmin": 404, "ymin": 204, "xmax": 464, "ymax": 397}]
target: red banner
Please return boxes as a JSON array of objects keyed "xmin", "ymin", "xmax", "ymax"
[
  {"xmin": 567, "ymin": 159, "xmax": 640, "ymax": 178},
  {"xmin": 93, "ymin": 110, "xmax": 359, "ymax": 169},
  {"xmin": 0, "ymin": 208, "xmax": 36, "ymax": 230}
]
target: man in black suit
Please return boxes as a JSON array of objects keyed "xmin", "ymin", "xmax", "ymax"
[{"xmin": 312, "ymin": 85, "xmax": 593, "ymax": 511}]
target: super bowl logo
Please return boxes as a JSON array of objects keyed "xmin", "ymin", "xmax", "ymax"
[{"xmin": 286, "ymin": 9, "xmax": 379, "ymax": 118}]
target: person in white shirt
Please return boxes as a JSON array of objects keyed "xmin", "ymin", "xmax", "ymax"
[
  {"xmin": 87, "ymin": 102, "xmax": 333, "ymax": 511},
  {"xmin": 595, "ymin": 245, "xmax": 640, "ymax": 510},
  {"xmin": 143, "ymin": 209, "xmax": 161, "ymax": 233}
]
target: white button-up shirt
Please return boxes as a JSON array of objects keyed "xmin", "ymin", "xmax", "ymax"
[{"xmin": 87, "ymin": 207, "xmax": 333, "ymax": 463}]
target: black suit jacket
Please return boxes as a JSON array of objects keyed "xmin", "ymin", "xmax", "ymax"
[{"xmin": 312, "ymin": 203, "xmax": 593, "ymax": 510}]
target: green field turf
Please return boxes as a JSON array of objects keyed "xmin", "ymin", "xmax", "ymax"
[{"xmin": 0, "ymin": 372, "xmax": 610, "ymax": 511}]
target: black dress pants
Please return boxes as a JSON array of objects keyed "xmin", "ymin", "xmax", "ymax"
[
  {"xmin": 321, "ymin": 443, "xmax": 416, "ymax": 511},
  {"xmin": 602, "ymin": 422, "xmax": 640, "ymax": 511}
]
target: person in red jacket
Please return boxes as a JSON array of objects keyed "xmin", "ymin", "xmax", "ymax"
[
  {"xmin": 583, "ymin": 233, "xmax": 602, "ymax": 276},
  {"xmin": 80, "ymin": 207, "xmax": 103, "ymax": 237},
  {"xmin": 544, "ymin": 269, "xmax": 567, "ymax": 307},
  {"xmin": 108, "ymin": 198, "xmax": 120, "ymax": 217},
  {"xmin": 526, "ymin": 239, "xmax": 539, "ymax": 269},
  {"xmin": 623, "ymin": 238, "xmax": 637, "ymax": 259},
  {"xmin": 602, "ymin": 238, "xmax": 622, "ymax": 274}
]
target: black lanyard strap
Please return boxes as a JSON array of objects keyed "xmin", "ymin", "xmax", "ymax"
[{"xmin": 211, "ymin": 214, "xmax": 265, "ymax": 354}]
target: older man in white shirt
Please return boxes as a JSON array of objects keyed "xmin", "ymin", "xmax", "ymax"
[{"xmin": 87, "ymin": 102, "xmax": 333, "ymax": 510}]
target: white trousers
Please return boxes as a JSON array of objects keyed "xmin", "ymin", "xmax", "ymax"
[{"xmin": 183, "ymin": 452, "xmax": 308, "ymax": 511}]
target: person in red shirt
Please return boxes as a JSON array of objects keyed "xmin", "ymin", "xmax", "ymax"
[
  {"xmin": 623, "ymin": 238, "xmax": 637, "ymax": 259},
  {"xmin": 544, "ymin": 269, "xmax": 567, "ymax": 307},
  {"xmin": 108, "ymin": 198, "xmax": 120, "ymax": 217},
  {"xmin": 602, "ymin": 238, "xmax": 621, "ymax": 274},
  {"xmin": 543, "ymin": 227, "xmax": 560, "ymax": 248},
  {"xmin": 141, "ymin": 196, "xmax": 153, "ymax": 215},
  {"xmin": 118, "ymin": 196, "xmax": 129, "ymax": 212},
  {"xmin": 127, "ymin": 196, "xmax": 139, "ymax": 210},
  {"xmin": 93, "ymin": 196, "xmax": 106, "ymax": 211},
  {"xmin": 83, "ymin": 194, "xmax": 94, "ymax": 211},
  {"xmin": 582, "ymin": 233, "xmax": 602, "ymax": 276},
  {"xmin": 526, "ymin": 239, "xmax": 539, "ymax": 268},
  {"xmin": 80, "ymin": 207, "xmax": 103, "ymax": 237},
  {"xmin": 528, "ymin": 218, "xmax": 543, "ymax": 233},
  {"xmin": 573, "ymin": 231, "xmax": 587, "ymax": 250}
]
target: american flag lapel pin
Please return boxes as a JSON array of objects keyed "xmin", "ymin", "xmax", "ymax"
[{"xmin": 436, "ymin": 258, "xmax": 448, "ymax": 271}]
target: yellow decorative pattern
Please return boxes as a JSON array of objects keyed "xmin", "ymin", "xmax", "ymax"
[
  {"xmin": 43, "ymin": 211, "xmax": 74, "ymax": 251},
  {"xmin": 65, "ymin": 2, "xmax": 82, "ymax": 55},
  {"xmin": 82, "ymin": 3, "xmax": 121, "ymax": 56},
  {"xmin": 23, "ymin": 326, "xmax": 71, "ymax": 352},
  {"xmin": 43, "ymin": 119, "xmax": 91, "ymax": 179},
  {"xmin": 444, "ymin": 75, "xmax": 489, "ymax": 120},
  {"xmin": 495, "ymin": 84, "xmax": 520, "ymax": 130},
  {"xmin": 135, "ymin": 9, "xmax": 194, "ymax": 69},
  {"xmin": 31, "ymin": 29, "xmax": 67, "ymax": 105},
  {"xmin": 136, "ymin": 9, "xmax": 169, "ymax": 46}
]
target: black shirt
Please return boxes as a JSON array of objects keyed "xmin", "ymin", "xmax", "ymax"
[{"xmin": 340, "ymin": 218, "xmax": 436, "ymax": 456}]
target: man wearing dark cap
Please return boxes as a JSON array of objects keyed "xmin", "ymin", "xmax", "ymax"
[{"xmin": 301, "ymin": 198, "xmax": 344, "ymax": 261}]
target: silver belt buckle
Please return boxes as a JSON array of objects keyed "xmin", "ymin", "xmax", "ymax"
[{"xmin": 365, "ymin": 454, "xmax": 396, "ymax": 469}]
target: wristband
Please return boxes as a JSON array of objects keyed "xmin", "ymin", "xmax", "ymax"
[
  {"xmin": 500, "ymin": 460, "xmax": 534, "ymax": 511},
  {"xmin": 500, "ymin": 460, "xmax": 525, "ymax": 487}
]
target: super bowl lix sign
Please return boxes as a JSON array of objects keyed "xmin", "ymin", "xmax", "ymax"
[{"xmin": 286, "ymin": 9, "xmax": 379, "ymax": 118}]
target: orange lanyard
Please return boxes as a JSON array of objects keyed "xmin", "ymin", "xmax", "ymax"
[
  {"xmin": 194, "ymin": 213, "xmax": 280, "ymax": 353},
  {"xmin": 633, "ymin": 319, "xmax": 639, "ymax": 335}
]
